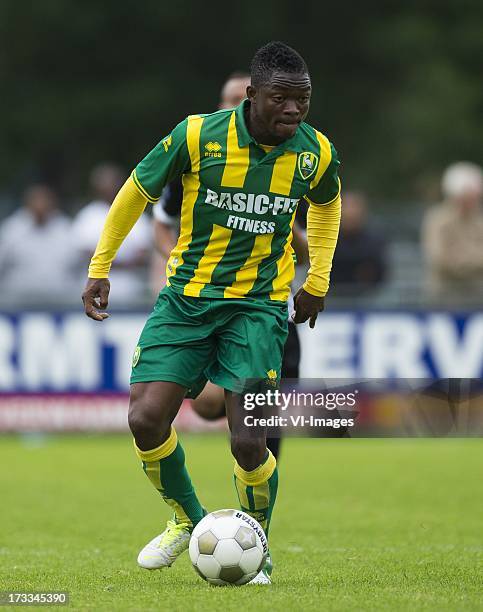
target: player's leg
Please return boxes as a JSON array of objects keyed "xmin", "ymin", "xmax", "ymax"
[
  {"xmin": 191, "ymin": 381, "xmax": 225, "ymax": 420},
  {"xmin": 226, "ymin": 390, "xmax": 277, "ymax": 585},
  {"xmin": 208, "ymin": 298, "xmax": 288, "ymax": 584},
  {"xmin": 209, "ymin": 298, "xmax": 287, "ymax": 537},
  {"xmin": 265, "ymin": 436, "xmax": 280, "ymax": 459},
  {"xmin": 225, "ymin": 391, "xmax": 278, "ymax": 536},
  {"xmin": 192, "ymin": 379, "xmax": 278, "ymax": 527},
  {"xmin": 129, "ymin": 381, "xmax": 205, "ymax": 528},
  {"xmin": 129, "ymin": 286, "xmax": 215, "ymax": 569},
  {"xmin": 129, "ymin": 380, "xmax": 207, "ymax": 570}
]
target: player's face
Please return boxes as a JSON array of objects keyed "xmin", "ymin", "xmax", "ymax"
[{"xmin": 248, "ymin": 71, "xmax": 311, "ymax": 142}]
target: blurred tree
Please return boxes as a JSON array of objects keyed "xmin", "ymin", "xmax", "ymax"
[{"xmin": 0, "ymin": 0, "xmax": 481, "ymax": 204}]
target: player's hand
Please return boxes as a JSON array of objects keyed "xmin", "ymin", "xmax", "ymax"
[
  {"xmin": 292, "ymin": 287, "xmax": 325, "ymax": 329},
  {"xmin": 82, "ymin": 278, "xmax": 110, "ymax": 321}
]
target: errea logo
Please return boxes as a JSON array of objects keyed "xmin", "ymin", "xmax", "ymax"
[
  {"xmin": 205, "ymin": 141, "xmax": 222, "ymax": 157},
  {"xmin": 162, "ymin": 135, "xmax": 172, "ymax": 152}
]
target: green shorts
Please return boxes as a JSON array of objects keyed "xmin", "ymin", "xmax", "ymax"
[{"xmin": 130, "ymin": 285, "xmax": 289, "ymax": 397}]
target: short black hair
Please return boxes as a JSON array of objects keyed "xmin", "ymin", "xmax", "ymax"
[{"xmin": 250, "ymin": 41, "xmax": 308, "ymax": 87}]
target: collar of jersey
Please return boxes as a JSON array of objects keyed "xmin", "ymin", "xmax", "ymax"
[{"xmin": 235, "ymin": 100, "xmax": 305, "ymax": 153}]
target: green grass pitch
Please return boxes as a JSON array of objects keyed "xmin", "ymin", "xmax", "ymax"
[{"xmin": 1, "ymin": 434, "xmax": 482, "ymax": 611}]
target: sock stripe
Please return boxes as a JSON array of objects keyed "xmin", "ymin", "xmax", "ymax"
[
  {"xmin": 265, "ymin": 467, "xmax": 279, "ymax": 536},
  {"xmin": 246, "ymin": 485, "xmax": 255, "ymax": 511},
  {"xmin": 142, "ymin": 459, "xmax": 162, "ymax": 491},
  {"xmin": 163, "ymin": 497, "xmax": 192, "ymax": 526},
  {"xmin": 253, "ymin": 480, "xmax": 269, "ymax": 510},
  {"xmin": 234, "ymin": 474, "xmax": 251, "ymax": 509}
]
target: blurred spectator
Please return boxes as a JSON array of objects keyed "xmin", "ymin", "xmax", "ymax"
[
  {"xmin": 422, "ymin": 162, "xmax": 483, "ymax": 304},
  {"xmin": 0, "ymin": 184, "xmax": 76, "ymax": 305},
  {"xmin": 72, "ymin": 163, "xmax": 152, "ymax": 305},
  {"xmin": 330, "ymin": 191, "xmax": 387, "ymax": 295}
]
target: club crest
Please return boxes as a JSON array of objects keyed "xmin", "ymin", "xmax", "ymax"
[{"xmin": 297, "ymin": 151, "xmax": 318, "ymax": 180}]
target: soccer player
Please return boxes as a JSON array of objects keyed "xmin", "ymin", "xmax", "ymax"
[
  {"xmin": 82, "ymin": 41, "xmax": 341, "ymax": 584},
  {"xmin": 153, "ymin": 71, "xmax": 308, "ymax": 460}
]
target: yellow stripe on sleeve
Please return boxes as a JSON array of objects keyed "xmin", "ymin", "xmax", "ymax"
[
  {"xmin": 182, "ymin": 224, "xmax": 233, "ymax": 297},
  {"xmin": 269, "ymin": 151, "xmax": 297, "ymax": 195},
  {"xmin": 221, "ymin": 111, "xmax": 250, "ymax": 188},
  {"xmin": 131, "ymin": 170, "xmax": 158, "ymax": 203},
  {"xmin": 316, "ymin": 177, "xmax": 342, "ymax": 206},
  {"xmin": 309, "ymin": 130, "xmax": 332, "ymax": 191}
]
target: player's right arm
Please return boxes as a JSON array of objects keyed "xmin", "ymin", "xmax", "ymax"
[
  {"xmin": 153, "ymin": 215, "xmax": 178, "ymax": 260},
  {"xmin": 82, "ymin": 118, "xmax": 191, "ymax": 321}
]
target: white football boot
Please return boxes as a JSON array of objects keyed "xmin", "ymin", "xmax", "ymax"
[
  {"xmin": 137, "ymin": 519, "xmax": 191, "ymax": 569},
  {"xmin": 249, "ymin": 552, "xmax": 272, "ymax": 585}
]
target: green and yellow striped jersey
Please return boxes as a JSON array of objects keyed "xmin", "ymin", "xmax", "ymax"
[{"xmin": 133, "ymin": 100, "xmax": 340, "ymax": 301}]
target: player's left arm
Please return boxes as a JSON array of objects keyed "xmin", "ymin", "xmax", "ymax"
[
  {"xmin": 291, "ymin": 220, "xmax": 309, "ymax": 266},
  {"xmin": 293, "ymin": 142, "xmax": 341, "ymax": 328}
]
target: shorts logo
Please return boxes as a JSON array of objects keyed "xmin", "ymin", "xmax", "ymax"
[
  {"xmin": 298, "ymin": 151, "xmax": 318, "ymax": 180},
  {"xmin": 205, "ymin": 141, "xmax": 222, "ymax": 158},
  {"xmin": 132, "ymin": 346, "xmax": 141, "ymax": 368},
  {"xmin": 266, "ymin": 369, "xmax": 278, "ymax": 387}
]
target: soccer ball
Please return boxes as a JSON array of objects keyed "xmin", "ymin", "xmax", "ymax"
[{"xmin": 189, "ymin": 509, "xmax": 268, "ymax": 586}]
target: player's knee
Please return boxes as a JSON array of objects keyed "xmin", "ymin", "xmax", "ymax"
[
  {"xmin": 231, "ymin": 436, "xmax": 266, "ymax": 471},
  {"xmin": 128, "ymin": 397, "xmax": 169, "ymax": 440},
  {"xmin": 128, "ymin": 404, "xmax": 155, "ymax": 438}
]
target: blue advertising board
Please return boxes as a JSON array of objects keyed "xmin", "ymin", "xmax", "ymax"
[{"xmin": 0, "ymin": 310, "xmax": 482, "ymax": 393}]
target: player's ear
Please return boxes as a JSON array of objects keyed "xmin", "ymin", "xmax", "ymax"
[{"xmin": 246, "ymin": 85, "xmax": 256, "ymax": 103}]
